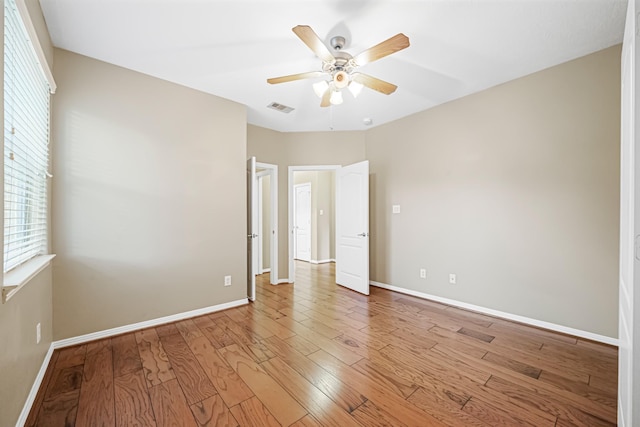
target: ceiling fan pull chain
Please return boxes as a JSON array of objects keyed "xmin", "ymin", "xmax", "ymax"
[{"xmin": 330, "ymin": 105, "xmax": 334, "ymax": 131}]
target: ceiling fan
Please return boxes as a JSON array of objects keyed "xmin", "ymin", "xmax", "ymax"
[{"xmin": 267, "ymin": 25, "xmax": 410, "ymax": 107}]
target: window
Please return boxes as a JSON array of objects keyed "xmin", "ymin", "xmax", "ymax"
[{"xmin": 3, "ymin": 0, "xmax": 53, "ymax": 274}]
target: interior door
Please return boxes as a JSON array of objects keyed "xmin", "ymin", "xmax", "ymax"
[
  {"xmin": 619, "ymin": 1, "xmax": 639, "ymax": 425},
  {"xmin": 247, "ymin": 157, "xmax": 257, "ymax": 301},
  {"xmin": 336, "ymin": 160, "xmax": 369, "ymax": 295},
  {"xmin": 294, "ymin": 183, "xmax": 312, "ymax": 261}
]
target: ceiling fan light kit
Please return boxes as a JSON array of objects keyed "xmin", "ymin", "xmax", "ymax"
[
  {"xmin": 267, "ymin": 25, "xmax": 410, "ymax": 108},
  {"xmin": 333, "ymin": 70, "xmax": 349, "ymax": 89}
]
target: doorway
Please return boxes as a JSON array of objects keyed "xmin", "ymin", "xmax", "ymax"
[
  {"xmin": 288, "ymin": 165, "xmax": 339, "ymax": 282},
  {"xmin": 250, "ymin": 162, "xmax": 278, "ymax": 292}
]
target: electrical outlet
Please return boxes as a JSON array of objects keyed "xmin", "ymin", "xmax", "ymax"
[
  {"xmin": 36, "ymin": 323, "xmax": 41, "ymax": 344},
  {"xmin": 392, "ymin": 205, "xmax": 401, "ymax": 214},
  {"xmin": 224, "ymin": 275, "xmax": 232, "ymax": 286},
  {"xmin": 449, "ymin": 274, "xmax": 457, "ymax": 284},
  {"xmin": 419, "ymin": 268, "xmax": 426, "ymax": 279}
]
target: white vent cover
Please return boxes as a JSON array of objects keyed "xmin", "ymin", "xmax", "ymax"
[{"xmin": 267, "ymin": 102, "xmax": 294, "ymax": 113}]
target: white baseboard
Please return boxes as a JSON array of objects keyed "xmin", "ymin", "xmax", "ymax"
[
  {"xmin": 370, "ymin": 281, "xmax": 618, "ymax": 346},
  {"xmin": 619, "ymin": 401, "xmax": 627, "ymax": 427},
  {"xmin": 310, "ymin": 259, "xmax": 335, "ymax": 265},
  {"xmin": 276, "ymin": 278, "xmax": 291, "ymax": 284},
  {"xmin": 261, "ymin": 268, "xmax": 271, "ymax": 273},
  {"xmin": 53, "ymin": 298, "xmax": 248, "ymax": 349},
  {"xmin": 17, "ymin": 343, "xmax": 55, "ymax": 426}
]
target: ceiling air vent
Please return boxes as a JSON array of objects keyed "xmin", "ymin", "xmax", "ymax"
[{"xmin": 267, "ymin": 102, "xmax": 294, "ymax": 114}]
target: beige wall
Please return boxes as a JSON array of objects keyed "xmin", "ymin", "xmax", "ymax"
[
  {"xmin": 317, "ymin": 170, "xmax": 335, "ymax": 261},
  {"xmin": 51, "ymin": 49, "xmax": 248, "ymax": 339},
  {"xmin": 366, "ymin": 45, "xmax": 621, "ymax": 338},
  {"xmin": 0, "ymin": 2, "xmax": 54, "ymax": 426},
  {"xmin": 247, "ymin": 126, "xmax": 365, "ymax": 280},
  {"xmin": 0, "ymin": 268, "xmax": 53, "ymax": 427}
]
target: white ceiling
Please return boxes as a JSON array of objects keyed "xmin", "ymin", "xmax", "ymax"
[{"xmin": 39, "ymin": 0, "xmax": 627, "ymax": 132}]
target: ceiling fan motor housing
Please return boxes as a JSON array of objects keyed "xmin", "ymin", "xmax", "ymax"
[
  {"xmin": 323, "ymin": 51, "xmax": 355, "ymax": 75},
  {"xmin": 330, "ymin": 35, "xmax": 346, "ymax": 50}
]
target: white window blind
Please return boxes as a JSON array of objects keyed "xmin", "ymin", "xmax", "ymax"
[{"xmin": 3, "ymin": 0, "xmax": 51, "ymax": 273}]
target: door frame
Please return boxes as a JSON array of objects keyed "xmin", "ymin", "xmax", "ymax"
[
  {"xmin": 288, "ymin": 165, "xmax": 340, "ymax": 281},
  {"xmin": 618, "ymin": 0, "xmax": 638, "ymax": 424},
  {"xmin": 256, "ymin": 162, "xmax": 278, "ymax": 285},
  {"xmin": 247, "ymin": 157, "xmax": 257, "ymax": 301}
]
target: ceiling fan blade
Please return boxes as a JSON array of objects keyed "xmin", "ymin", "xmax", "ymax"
[
  {"xmin": 353, "ymin": 33, "xmax": 410, "ymax": 66},
  {"xmin": 267, "ymin": 71, "xmax": 324, "ymax": 84},
  {"xmin": 320, "ymin": 89, "xmax": 331, "ymax": 107},
  {"xmin": 292, "ymin": 25, "xmax": 336, "ymax": 64},
  {"xmin": 352, "ymin": 73, "xmax": 397, "ymax": 95}
]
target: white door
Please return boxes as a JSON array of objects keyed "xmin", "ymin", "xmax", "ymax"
[
  {"xmin": 336, "ymin": 161, "xmax": 369, "ymax": 295},
  {"xmin": 247, "ymin": 157, "xmax": 257, "ymax": 301},
  {"xmin": 619, "ymin": 1, "xmax": 639, "ymax": 425},
  {"xmin": 294, "ymin": 183, "xmax": 312, "ymax": 262}
]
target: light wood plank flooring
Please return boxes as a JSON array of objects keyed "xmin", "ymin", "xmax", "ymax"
[{"xmin": 27, "ymin": 262, "xmax": 618, "ymax": 426}]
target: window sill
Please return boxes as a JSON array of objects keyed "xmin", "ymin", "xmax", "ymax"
[{"xmin": 2, "ymin": 254, "xmax": 56, "ymax": 303}]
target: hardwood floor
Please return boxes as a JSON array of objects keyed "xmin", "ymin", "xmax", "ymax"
[{"xmin": 27, "ymin": 262, "xmax": 618, "ymax": 426}]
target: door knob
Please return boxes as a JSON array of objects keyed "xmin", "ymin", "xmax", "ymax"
[{"xmin": 357, "ymin": 232, "xmax": 369, "ymax": 237}]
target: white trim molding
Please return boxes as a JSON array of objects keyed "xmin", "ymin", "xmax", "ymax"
[
  {"xmin": 16, "ymin": 343, "xmax": 55, "ymax": 426},
  {"xmin": 310, "ymin": 259, "xmax": 335, "ymax": 265},
  {"xmin": 15, "ymin": 0, "xmax": 56, "ymax": 93},
  {"xmin": 3, "ymin": 254, "xmax": 55, "ymax": 303},
  {"xmin": 53, "ymin": 298, "xmax": 248, "ymax": 349},
  {"xmin": 370, "ymin": 281, "xmax": 618, "ymax": 346}
]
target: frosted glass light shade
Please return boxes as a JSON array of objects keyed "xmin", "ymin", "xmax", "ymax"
[
  {"xmin": 348, "ymin": 81, "xmax": 364, "ymax": 98},
  {"xmin": 313, "ymin": 81, "xmax": 329, "ymax": 98},
  {"xmin": 330, "ymin": 90, "xmax": 343, "ymax": 105}
]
